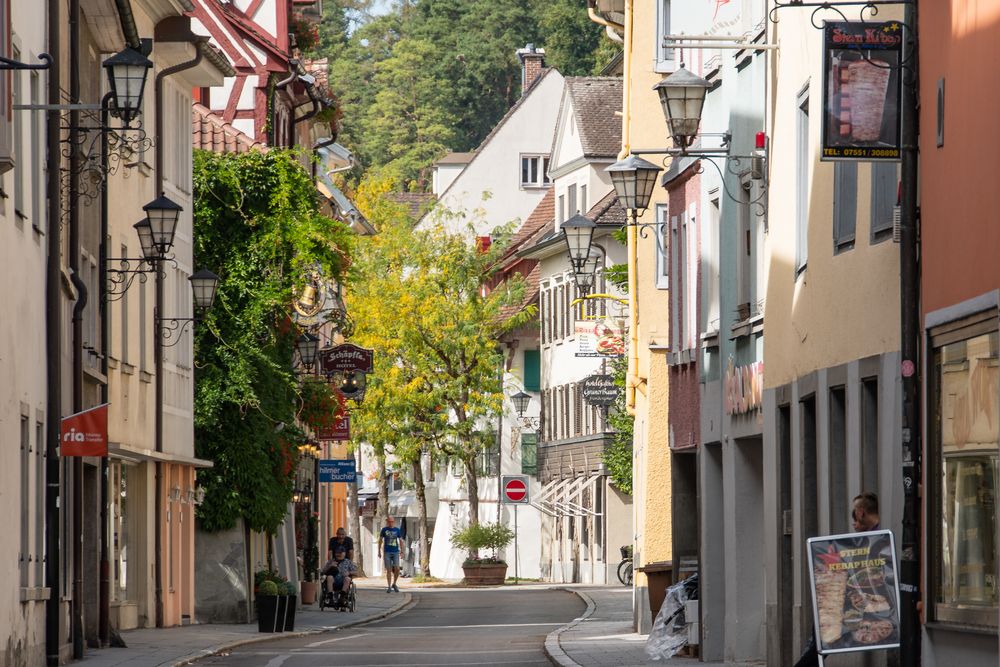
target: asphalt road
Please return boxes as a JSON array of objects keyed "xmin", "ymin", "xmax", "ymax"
[{"xmin": 198, "ymin": 587, "xmax": 585, "ymax": 667}]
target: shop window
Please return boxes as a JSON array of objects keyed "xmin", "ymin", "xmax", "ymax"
[
  {"xmin": 521, "ymin": 432, "xmax": 538, "ymax": 476},
  {"xmin": 930, "ymin": 319, "xmax": 999, "ymax": 627}
]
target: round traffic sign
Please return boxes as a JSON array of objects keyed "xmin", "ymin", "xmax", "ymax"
[{"xmin": 504, "ymin": 478, "xmax": 527, "ymax": 503}]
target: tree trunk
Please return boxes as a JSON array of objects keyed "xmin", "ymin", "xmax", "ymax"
[
  {"xmin": 412, "ymin": 456, "xmax": 430, "ymax": 577},
  {"xmin": 348, "ymin": 449, "xmax": 364, "ymax": 575},
  {"xmin": 464, "ymin": 456, "xmax": 480, "ymax": 526},
  {"xmin": 376, "ymin": 447, "xmax": 389, "ymax": 525}
]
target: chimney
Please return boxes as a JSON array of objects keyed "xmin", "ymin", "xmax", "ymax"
[{"xmin": 517, "ymin": 43, "xmax": 546, "ymax": 95}]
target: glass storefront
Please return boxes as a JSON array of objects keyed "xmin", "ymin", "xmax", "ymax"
[{"xmin": 931, "ymin": 323, "xmax": 999, "ymax": 627}]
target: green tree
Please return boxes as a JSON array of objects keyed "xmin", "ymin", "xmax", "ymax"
[
  {"xmin": 536, "ymin": 0, "xmax": 607, "ymax": 76},
  {"xmin": 192, "ymin": 149, "xmax": 352, "ymax": 534},
  {"xmin": 347, "ymin": 173, "xmax": 533, "ymax": 531}
]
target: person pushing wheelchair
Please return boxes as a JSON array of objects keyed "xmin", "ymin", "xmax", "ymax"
[{"xmin": 322, "ymin": 545, "xmax": 358, "ymax": 609}]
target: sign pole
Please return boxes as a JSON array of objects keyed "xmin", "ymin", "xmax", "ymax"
[{"xmin": 514, "ymin": 504, "xmax": 519, "ymax": 585}]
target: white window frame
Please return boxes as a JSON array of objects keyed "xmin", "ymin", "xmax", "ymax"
[
  {"xmin": 653, "ymin": 204, "xmax": 670, "ymax": 289},
  {"xmin": 654, "ymin": 0, "xmax": 674, "ymax": 73},
  {"xmin": 519, "ymin": 154, "xmax": 550, "ymax": 189},
  {"xmin": 795, "ymin": 84, "xmax": 810, "ymax": 276},
  {"xmin": 685, "ymin": 203, "xmax": 698, "ymax": 351},
  {"xmin": 704, "ymin": 197, "xmax": 721, "ymax": 334}
]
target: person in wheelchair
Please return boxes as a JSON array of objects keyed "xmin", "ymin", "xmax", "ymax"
[{"xmin": 322, "ymin": 546, "xmax": 358, "ymax": 609}]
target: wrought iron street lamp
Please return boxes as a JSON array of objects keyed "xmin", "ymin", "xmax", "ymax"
[
  {"xmin": 156, "ymin": 269, "xmax": 221, "ymax": 347},
  {"xmin": 134, "ymin": 220, "xmax": 157, "ymax": 261},
  {"xmin": 143, "ymin": 194, "xmax": 183, "ymax": 255},
  {"xmin": 606, "ymin": 155, "xmax": 662, "ymax": 215},
  {"xmin": 512, "ymin": 391, "xmax": 531, "ymax": 417},
  {"xmin": 103, "ymin": 46, "xmax": 154, "ymax": 126},
  {"xmin": 653, "ymin": 66, "xmax": 713, "ymax": 149},
  {"xmin": 562, "ymin": 214, "xmax": 597, "ymax": 270},
  {"xmin": 296, "ymin": 333, "xmax": 320, "ymax": 371}
]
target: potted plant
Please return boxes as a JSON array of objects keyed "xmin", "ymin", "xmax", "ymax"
[
  {"xmin": 255, "ymin": 569, "xmax": 298, "ymax": 632},
  {"xmin": 450, "ymin": 522, "xmax": 515, "ymax": 585}
]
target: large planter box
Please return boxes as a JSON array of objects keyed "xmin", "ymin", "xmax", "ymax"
[
  {"xmin": 301, "ymin": 581, "xmax": 317, "ymax": 605},
  {"xmin": 462, "ymin": 562, "xmax": 508, "ymax": 586},
  {"xmin": 256, "ymin": 594, "xmax": 297, "ymax": 632}
]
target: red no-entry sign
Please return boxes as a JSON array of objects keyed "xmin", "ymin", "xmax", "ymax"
[{"xmin": 502, "ymin": 475, "xmax": 529, "ymax": 504}]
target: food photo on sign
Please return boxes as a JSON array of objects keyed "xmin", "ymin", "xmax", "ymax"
[
  {"xmin": 808, "ymin": 530, "xmax": 901, "ymax": 655},
  {"xmin": 575, "ymin": 318, "xmax": 625, "ymax": 358}
]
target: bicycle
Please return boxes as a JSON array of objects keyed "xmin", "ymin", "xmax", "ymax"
[{"xmin": 617, "ymin": 545, "xmax": 633, "ymax": 586}]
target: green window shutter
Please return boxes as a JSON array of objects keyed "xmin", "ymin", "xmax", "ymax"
[
  {"xmin": 521, "ymin": 432, "xmax": 538, "ymax": 476},
  {"xmin": 523, "ymin": 350, "xmax": 541, "ymax": 392}
]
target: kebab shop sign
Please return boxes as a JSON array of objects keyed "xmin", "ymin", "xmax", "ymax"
[{"xmin": 807, "ymin": 530, "xmax": 901, "ymax": 656}]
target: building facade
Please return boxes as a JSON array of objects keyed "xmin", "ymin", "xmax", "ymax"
[{"xmin": 918, "ymin": 1, "xmax": 1000, "ymax": 663}]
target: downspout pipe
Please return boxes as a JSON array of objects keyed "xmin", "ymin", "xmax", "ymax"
[
  {"xmin": 69, "ymin": 0, "xmax": 85, "ymax": 655},
  {"xmin": 291, "ymin": 83, "xmax": 320, "ymax": 129},
  {"xmin": 153, "ymin": 41, "xmax": 204, "ymax": 630},
  {"xmin": 45, "ymin": 0, "xmax": 62, "ymax": 661},
  {"xmin": 587, "ymin": 0, "xmax": 624, "ymax": 32},
  {"xmin": 97, "ymin": 91, "xmax": 113, "ymax": 648},
  {"xmin": 113, "ymin": 0, "xmax": 142, "ymax": 49}
]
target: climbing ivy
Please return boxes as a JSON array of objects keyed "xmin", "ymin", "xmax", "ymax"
[{"xmin": 192, "ymin": 149, "xmax": 353, "ymax": 534}]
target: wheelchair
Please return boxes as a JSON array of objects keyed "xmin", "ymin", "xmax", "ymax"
[{"xmin": 319, "ymin": 575, "xmax": 356, "ymax": 613}]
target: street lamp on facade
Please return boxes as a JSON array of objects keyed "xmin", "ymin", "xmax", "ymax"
[
  {"xmin": 143, "ymin": 194, "xmax": 183, "ymax": 256},
  {"xmin": 102, "ymin": 46, "xmax": 154, "ymax": 126},
  {"xmin": 156, "ymin": 270, "xmax": 221, "ymax": 347},
  {"xmin": 652, "ymin": 66, "xmax": 713, "ymax": 149},
  {"xmin": 561, "ymin": 214, "xmax": 597, "ymax": 271},
  {"xmin": 296, "ymin": 333, "xmax": 320, "ymax": 373},
  {"xmin": 510, "ymin": 390, "xmax": 540, "ymax": 431}
]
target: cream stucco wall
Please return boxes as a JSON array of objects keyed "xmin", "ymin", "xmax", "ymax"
[
  {"xmin": 764, "ymin": 8, "xmax": 901, "ymax": 391},
  {"xmin": 0, "ymin": 0, "xmax": 50, "ymax": 659},
  {"xmin": 625, "ymin": 0, "xmax": 674, "ymax": 623}
]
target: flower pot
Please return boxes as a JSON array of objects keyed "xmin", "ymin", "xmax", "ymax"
[
  {"xmin": 462, "ymin": 562, "xmax": 508, "ymax": 586},
  {"xmin": 301, "ymin": 581, "xmax": 317, "ymax": 605},
  {"xmin": 257, "ymin": 595, "xmax": 281, "ymax": 632},
  {"xmin": 283, "ymin": 594, "xmax": 297, "ymax": 631}
]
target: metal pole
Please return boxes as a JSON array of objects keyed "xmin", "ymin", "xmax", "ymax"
[
  {"xmin": 898, "ymin": 3, "xmax": 922, "ymax": 667},
  {"xmin": 98, "ymin": 95, "xmax": 112, "ymax": 648},
  {"xmin": 514, "ymin": 504, "xmax": 519, "ymax": 585},
  {"xmin": 44, "ymin": 0, "xmax": 63, "ymax": 658}
]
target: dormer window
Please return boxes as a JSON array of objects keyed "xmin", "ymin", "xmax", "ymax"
[{"xmin": 520, "ymin": 154, "xmax": 551, "ymax": 188}]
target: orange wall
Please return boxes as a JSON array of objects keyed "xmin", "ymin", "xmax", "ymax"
[{"xmin": 920, "ymin": 1, "xmax": 1000, "ymax": 313}]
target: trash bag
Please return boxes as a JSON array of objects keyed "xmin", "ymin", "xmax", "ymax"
[{"xmin": 645, "ymin": 573, "xmax": 699, "ymax": 661}]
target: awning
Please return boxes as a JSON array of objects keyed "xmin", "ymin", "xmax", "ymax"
[
  {"xmin": 531, "ymin": 474, "xmax": 603, "ymax": 517},
  {"xmin": 107, "ymin": 443, "xmax": 213, "ymax": 469}
]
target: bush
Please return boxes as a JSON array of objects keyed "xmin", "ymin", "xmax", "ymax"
[
  {"xmin": 450, "ymin": 522, "xmax": 515, "ymax": 564},
  {"xmin": 259, "ymin": 580, "xmax": 280, "ymax": 596}
]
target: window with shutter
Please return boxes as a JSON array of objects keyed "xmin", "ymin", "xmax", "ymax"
[
  {"xmin": 833, "ymin": 162, "xmax": 858, "ymax": 252},
  {"xmin": 523, "ymin": 349, "xmax": 541, "ymax": 391},
  {"xmin": 870, "ymin": 162, "xmax": 898, "ymax": 243},
  {"xmin": 0, "ymin": 18, "xmax": 13, "ymax": 174}
]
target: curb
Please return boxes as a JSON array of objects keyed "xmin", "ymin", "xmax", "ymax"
[
  {"xmin": 172, "ymin": 592, "xmax": 413, "ymax": 666},
  {"xmin": 544, "ymin": 588, "xmax": 597, "ymax": 667}
]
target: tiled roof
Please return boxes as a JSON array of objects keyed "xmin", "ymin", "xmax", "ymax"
[
  {"xmin": 388, "ymin": 192, "xmax": 436, "ymax": 220},
  {"xmin": 565, "ymin": 77, "xmax": 623, "ymax": 157},
  {"xmin": 587, "ymin": 189, "xmax": 626, "ymax": 227},
  {"xmin": 498, "ymin": 263, "xmax": 540, "ymax": 322},
  {"xmin": 502, "ymin": 188, "xmax": 555, "ymax": 262},
  {"xmin": 192, "ymin": 103, "xmax": 264, "ymax": 154}
]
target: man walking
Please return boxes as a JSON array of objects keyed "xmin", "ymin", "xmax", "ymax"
[{"xmin": 378, "ymin": 515, "xmax": 404, "ymax": 593}]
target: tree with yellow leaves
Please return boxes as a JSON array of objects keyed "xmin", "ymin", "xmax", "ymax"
[{"xmin": 346, "ymin": 172, "xmax": 533, "ymax": 568}]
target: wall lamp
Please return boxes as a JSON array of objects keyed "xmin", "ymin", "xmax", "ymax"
[
  {"xmin": 155, "ymin": 269, "xmax": 221, "ymax": 347},
  {"xmin": 511, "ymin": 391, "xmax": 541, "ymax": 431},
  {"xmin": 105, "ymin": 195, "xmax": 186, "ymax": 299}
]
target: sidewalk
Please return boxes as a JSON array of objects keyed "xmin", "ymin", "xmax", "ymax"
[
  {"xmin": 77, "ymin": 581, "xmax": 411, "ymax": 667},
  {"xmin": 546, "ymin": 586, "xmax": 727, "ymax": 667}
]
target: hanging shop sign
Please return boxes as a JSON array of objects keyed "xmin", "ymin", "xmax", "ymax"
[
  {"xmin": 316, "ymin": 414, "xmax": 350, "ymax": 441},
  {"xmin": 60, "ymin": 403, "xmax": 109, "ymax": 457},
  {"xmin": 581, "ymin": 374, "xmax": 620, "ymax": 407},
  {"xmin": 575, "ymin": 319, "xmax": 625, "ymax": 358},
  {"xmin": 821, "ymin": 21, "xmax": 903, "ymax": 161},
  {"xmin": 807, "ymin": 530, "xmax": 901, "ymax": 655},
  {"xmin": 319, "ymin": 458, "xmax": 357, "ymax": 483},
  {"xmin": 318, "ymin": 343, "xmax": 373, "ymax": 374},
  {"xmin": 724, "ymin": 358, "xmax": 763, "ymax": 415}
]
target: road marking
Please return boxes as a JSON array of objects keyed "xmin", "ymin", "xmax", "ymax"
[
  {"xmin": 263, "ymin": 655, "xmax": 290, "ymax": 667},
  {"xmin": 303, "ymin": 632, "xmax": 370, "ymax": 648},
  {"xmin": 249, "ymin": 649, "xmax": 539, "ymax": 656},
  {"xmin": 365, "ymin": 622, "xmax": 565, "ymax": 630}
]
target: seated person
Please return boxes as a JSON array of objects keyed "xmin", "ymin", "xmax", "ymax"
[
  {"xmin": 322, "ymin": 546, "xmax": 359, "ymax": 607},
  {"xmin": 328, "ymin": 527, "xmax": 354, "ymax": 562}
]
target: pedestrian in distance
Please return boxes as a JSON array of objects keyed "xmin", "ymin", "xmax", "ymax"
[
  {"xmin": 793, "ymin": 492, "xmax": 881, "ymax": 667},
  {"xmin": 379, "ymin": 515, "xmax": 404, "ymax": 593},
  {"xmin": 328, "ymin": 527, "xmax": 355, "ymax": 562}
]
